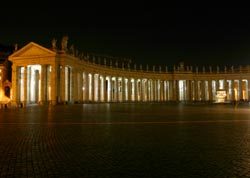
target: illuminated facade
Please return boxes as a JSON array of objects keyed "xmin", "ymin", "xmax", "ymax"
[
  {"xmin": 7, "ymin": 37, "xmax": 250, "ymax": 107},
  {"xmin": 0, "ymin": 44, "xmax": 13, "ymax": 105}
]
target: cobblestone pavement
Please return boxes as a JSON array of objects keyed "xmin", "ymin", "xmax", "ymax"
[{"xmin": 0, "ymin": 104, "xmax": 250, "ymax": 178}]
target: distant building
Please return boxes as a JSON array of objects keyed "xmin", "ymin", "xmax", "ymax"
[
  {"xmin": 3, "ymin": 37, "xmax": 250, "ymax": 107},
  {"xmin": 0, "ymin": 44, "xmax": 14, "ymax": 101}
]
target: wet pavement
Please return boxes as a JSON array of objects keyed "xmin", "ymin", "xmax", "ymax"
[{"xmin": 0, "ymin": 103, "xmax": 250, "ymax": 178}]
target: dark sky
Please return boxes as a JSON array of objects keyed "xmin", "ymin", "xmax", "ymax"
[{"xmin": 1, "ymin": 7, "xmax": 250, "ymax": 67}]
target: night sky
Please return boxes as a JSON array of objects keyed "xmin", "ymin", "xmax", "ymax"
[{"xmin": 1, "ymin": 7, "xmax": 250, "ymax": 68}]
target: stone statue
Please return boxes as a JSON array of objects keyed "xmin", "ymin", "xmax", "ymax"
[
  {"xmin": 14, "ymin": 43, "xmax": 18, "ymax": 51},
  {"xmin": 51, "ymin": 38, "xmax": 57, "ymax": 50},
  {"xmin": 61, "ymin": 36, "xmax": 68, "ymax": 51},
  {"xmin": 69, "ymin": 44, "xmax": 75, "ymax": 55}
]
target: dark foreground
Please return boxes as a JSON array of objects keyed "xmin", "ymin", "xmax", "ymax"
[{"xmin": 0, "ymin": 103, "xmax": 250, "ymax": 178}]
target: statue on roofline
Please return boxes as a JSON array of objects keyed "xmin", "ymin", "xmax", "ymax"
[
  {"xmin": 61, "ymin": 36, "xmax": 68, "ymax": 51},
  {"xmin": 51, "ymin": 38, "xmax": 57, "ymax": 50}
]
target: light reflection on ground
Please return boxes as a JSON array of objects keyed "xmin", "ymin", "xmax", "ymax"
[{"xmin": 0, "ymin": 103, "xmax": 250, "ymax": 177}]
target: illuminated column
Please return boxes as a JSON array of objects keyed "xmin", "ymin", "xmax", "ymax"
[
  {"xmin": 176, "ymin": 80, "xmax": 179, "ymax": 101},
  {"xmin": 71, "ymin": 68, "xmax": 76, "ymax": 103},
  {"xmin": 109, "ymin": 77, "xmax": 113, "ymax": 102},
  {"xmin": 164, "ymin": 80, "xmax": 168, "ymax": 101},
  {"xmin": 168, "ymin": 80, "xmax": 172, "ymax": 101},
  {"xmin": 23, "ymin": 66, "xmax": 27, "ymax": 106},
  {"xmin": 151, "ymin": 79, "xmax": 154, "ymax": 101},
  {"xmin": 243, "ymin": 80, "xmax": 249, "ymax": 100},
  {"xmin": 116, "ymin": 77, "xmax": 119, "ymax": 102},
  {"xmin": 163, "ymin": 80, "xmax": 166, "ymax": 101},
  {"xmin": 157, "ymin": 80, "xmax": 160, "ymax": 101},
  {"xmin": 171, "ymin": 80, "xmax": 175, "ymax": 101},
  {"xmin": 93, "ymin": 74, "xmax": 98, "ymax": 102},
  {"xmin": 248, "ymin": 79, "xmax": 250, "ymax": 100},
  {"xmin": 186, "ymin": 80, "xmax": 190, "ymax": 101},
  {"xmin": 238, "ymin": 79, "xmax": 242, "ymax": 100},
  {"xmin": 138, "ymin": 79, "xmax": 142, "ymax": 102},
  {"xmin": 78, "ymin": 72, "xmax": 83, "ymax": 103},
  {"xmin": 134, "ymin": 78, "xmax": 138, "ymax": 102},
  {"xmin": 60, "ymin": 65, "xmax": 65, "ymax": 103},
  {"xmin": 193, "ymin": 80, "xmax": 197, "ymax": 101},
  {"xmin": 147, "ymin": 80, "xmax": 151, "ymax": 101},
  {"xmin": 91, "ymin": 74, "xmax": 94, "ymax": 102},
  {"xmin": 128, "ymin": 78, "xmax": 131, "ymax": 102},
  {"xmin": 152, "ymin": 79, "xmax": 155, "ymax": 101},
  {"xmin": 40, "ymin": 65, "xmax": 46, "ymax": 105},
  {"xmin": 168, "ymin": 80, "xmax": 173, "ymax": 101},
  {"xmin": 232, "ymin": 80, "xmax": 235, "ymax": 101},
  {"xmin": 208, "ymin": 80, "xmax": 213, "ymax": 102},
  {"xmin": 98, "ymin": 75, "xmax": 102, "ymax": 102},
  {"xmin": 198, "ymin": 80, "xmax": 201, "ymax": 101},
  {"xmin": 201, "ymin": 80, "xmax": 205, "ymax": 101},
  {"xmin": 10, "ymin": 65, "xmax": 18, "ymax": 107},
  {"xmin": 103, "ymin": 75, "xmax": 107, "ymax": 102},
  {"xmin": 79, "ymin": 72, "xmax": 83, "ymax": 103},
  {"xmin": 85, "ymin": 73, "xmax": 89, "ymax": 102},
  {"xmin": 160, "ymin": 80, "xmax": 163, "ymax": 101},
  {"xmin": 74, "ymin": 69, "xmax": 79, "ymax": 103},
  {"xmin": 227, "ymin": 80, "xmax": 232, "ymax": 101},
  {"xmin": 50, "ymin": 64, "xmax": 57, "ymax": 105},
  {"xmin": 154, "ymin": 80, "xmax": 157, "ymax": 101},
  {"xmin": 146, "ymin": 79, "xmax": 151, "ymax": 101},
  {"xmin": 225, "ymin": 80, "xmax": 229, "ymax": 101},
  {"xmin": 122, "ymin": 77, "xmax": 126, "ymax": 102},
  {"xmin": 216, "ymin": 80, "xmax": 219, "ymax": 91},
  {"xmin": 144, "ymin": 79, "xmax": 148, "ymax": 102}
]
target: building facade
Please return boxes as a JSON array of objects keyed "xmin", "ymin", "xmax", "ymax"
[
  {"xmin": 0, "ymin": 44, "xmax": 14, "ymax": 105},
  {"xmin": 7, "ymin": 37, "xmax": 250, "ymax": 107}
]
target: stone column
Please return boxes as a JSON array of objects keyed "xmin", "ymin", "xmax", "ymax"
[
  {"xmin": 135, "ymin": 78, "xmax": 138, "ymax": 102},
  {"xmin": 128, "ymin": 78, "xmax": 131, "ymax": 102},
  {"xmin": 146, "ymin": 79, "xmax": 151, "ymax": 101},
  {"xmin": 208, "ymin": 80, "xmax": 213, "ymax": 102},
  {"xmin": 103, "ymin": 75, "xmax": 107, "ymax": 102},
  {"xmin": 91, "ymin": 74, "xmax": 94, "ymax": 102},
  {"xmin": 239, "ymin": 79, "xmax": 242, "ymax": 100},
  {"xmin": 160, "ymin": 80, "xmax": 164, "ymax": 101},
  {"xmin": 193, "ymin": 80, "xmax": 196, "ymax": 101},
  {"xmin": 85, "ymin": 73, "xmax": 89, "ymax": 102},
  {"xmin": 116, "ymin": 77, "xmax": 119, "ymax": 102},
  {"xmin": 71, "ymin": 67, "xmax": 76, "ymax": 103},
  {"xmin": 232, "ymin": 80, "xmax": 235, "ymax": 101},
  {"xmin": 175, "ymin": 80, "xmax": 179, "ymax": 101},
  {"xmin": 109, "ymin": 77, "xmax": 113, "ymax": 102},
  {"xmin": 144, "ymin": 79, "xmax": 148, "ymax": 102},
  {"xmin": 50, "ymin": 64, "xmax": 57, "ymax": 105},
  {"xmin": 78, "ymin": 72, "xmax": 83, "ymax": 103},
  {"xmin": 168, "ymin": 80, "xmax": 173, "ymax": 101},
  {"xmin": 225, "ymin": 80, "xmax": 229, "ymax": 101},
  {"xmin": 248, "ymin": 79, "xmax": 250, "ymax": 101},
  {"xmin": 122, "ymin": 77, "xmax": 126, "ymax": 102},
  {"xmin": 201, "ymin": 80, "xmax": 205, "ymax": 101},
  {"xmin": 172, "ymin": 80, "xmax": 176, "ymax": 101},
  {"xmin": 40, "ymin": 65, "xmax": 46, "ymax": 105},
  {"xmin": 154, "ymin": 80, "xmax": 158, "ymax": 101},
  {"xmin": 98, "ymin": 75, "xmax": 102, "ymax": 102},
  {"xmin": 60, "ymin": 65, "xmax": 65, "ymax": 104},
  {"xmin": 10, "ymin": 65, "xmax": 18, "ymax": 107},
  {"xmin": 23, "ymin": 66, "xmax": 27, "ymax": 106},
  {"xmin": 186, "ymin": 80, "xmax": 190, "ymax": 102},
  {"xmin": 138, "ymin": 79, "xmax": 142, "ymax": 102}
]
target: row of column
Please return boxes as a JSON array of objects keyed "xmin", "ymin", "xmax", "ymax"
[{"xmin": 10, "ymin": 63, "xmax": 250, "ymax": 106}]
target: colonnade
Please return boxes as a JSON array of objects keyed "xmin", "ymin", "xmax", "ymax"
[{"xmin": 8, "ymin": 41, "xmax": 250, "ymax": 107}]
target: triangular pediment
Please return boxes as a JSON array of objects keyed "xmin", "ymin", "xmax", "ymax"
[{"xmin": 9, "ymin": 42, "xmax": 56, "ymax": 59}]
